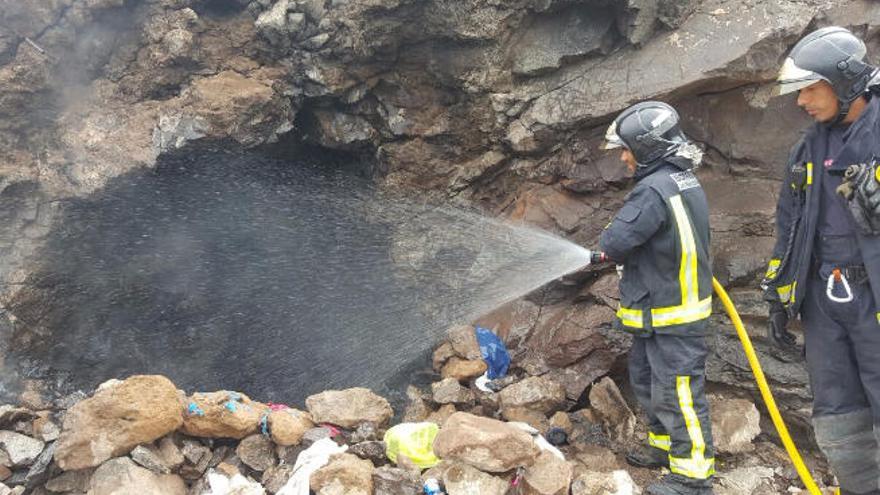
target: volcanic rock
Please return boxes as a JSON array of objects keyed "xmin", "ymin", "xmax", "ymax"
[
  {"xmin": 268, "ymin": 408, "xmax": 314, "ymax": 446},
  {"xmin": 0, "ymin": 431, "xmax": 44, "ymax": 468},
  {"xmin": 306, "ymin": 388, "xmax": 393, "ymax": 429},
  {"xmin": 53, "ymin": 375, "xmax": 182, "ymax": 471},
  {"xmin": 310, "ymin": 452, "xmax": 374, "ymax": 495},
  {"xmin": 88, "ymin": 457, "xmax": 186, "ymax": 495},
  {"xmin": 182, "ymin": 391, "xmax": 269, "ymax": 439},
  {"xmin": 432, "ymin": 412, "xmax": 540, "ymax": 473}
]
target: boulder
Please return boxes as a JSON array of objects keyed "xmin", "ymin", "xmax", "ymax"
[
  {"xmin": 522, "ymin": 450, "xmax": 572, "ymax": 495},
  {"xmin": 499, "ymin": 376, "xmax": 566, "ymax": 419},
  {"xmin": 306, "ymin": 388, "xmax": 393, "ymax": 428},
  {"xmin": 372, "ymin": 465, "xmax": 422, "ymax": 495},
  {"xmin": 431, "ymin": 378, "xmax": 475, "ymax": 406},
  {"xmin": 708, "ymin": 396, "xmax": 761, "ymax": 454},
  {"xmin": 310, "ymin": 452, "xmax": 374, "ymax": 495},
  {"xmin": 588, "ymin": 377, "xmax": 636, "ymax": 442},
  {"xmin": 0, "ymin": 431, "xmax": 44, "ymax": 467},
  {"xmin": 570, "ymin": 470, "xmax": 641, "ymax": 495},
  {"xmin": 89, "ymin": 457, "xmax": 186, "ymax": 495},
  {"xmin": 182, "ymin": 391, "xmax": 269, "ymax": 439},
  {"xmin": 441, "ymin": 358, "xmax": 487, "ymax": 382},
  {"xmin": 432, "ymin": 412, "xmax": 540, "ymax": 472},
  {"xmin": 268, "ymin": 408, "xmax": 314, "ymax": 446},
  {"xmin": 54, "ymin": 375, "xmax": 183, "ymax": 471},
  {"xmin": 236, "ymin": 434, "xmax": 276, "ymax": 472},
  {"xmin": 442, "ymin": 462, "xmax": 509, "ymax": 495}
]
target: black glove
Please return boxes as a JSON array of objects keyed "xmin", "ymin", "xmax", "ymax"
[
  {"xmin": 837, "ymin": 162, "xmax": 880, "ymax": 235},
  {"xmin": 768, "ymin": 301, "xmax": 796, "ymax": 348}
]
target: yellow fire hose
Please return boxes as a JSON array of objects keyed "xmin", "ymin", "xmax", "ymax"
[{"xmin": 712, "ymin": 277, "xmax": 823, "ymax": 495}]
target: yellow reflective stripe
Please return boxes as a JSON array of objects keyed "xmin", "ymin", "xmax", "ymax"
[
  {"xmin": 806, "ymin": 162, "xmax": 813, "ymax": 186},
  {"xmin": 876, "ymin": 313, "xmax": 880, "ymax": 325},
  {"xmin": 670, "ymin": 195, "xmax": 699, "ymax": 305},
  {"xmin": 651, "ymin": 297, "xmax": 713, "ymax": 327},
  {"xmin": 791, "ymin": 281, "xmax": 797, "ymax": 304},
  {"xmin": 670, "ymin": 376, "xmax": 715, "ymax": 480},
  {"xmin": 649, "ymin": 431, "xmax": 671, "ymax": 451},
  {"xmin": 616, "ymin": 306, "xmax": 644, "ymax": 329},
  {"xmin": 765, "ymin": 259, "xmax": 781, "ymax": 280},
  {"xmin": 776, "ymin": 283, "xmax": 794, "ymax": 304}
]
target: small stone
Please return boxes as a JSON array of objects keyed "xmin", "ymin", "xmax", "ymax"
[
  {"xmin": 441, "ymin": 358, "xmax": 487, "ymax": 382},
  {"xmin": 350, "ymin": 422, "xmax": 379, "ymax": 443},
  {"xmin": 311, "ymin": 452, "xmax": 374, "ymax": 495},
  {"xmin": 31, "ymin": 414, "xmax": 60, "ymax": 443},
  {"xmin": 709, "ymin": 396, "xmax": 761, "ymax": 454},
  {"xmin": 306, "ymin": 388, "xmax": 393, "ymax": 429},
  {"xmin": 262, "ymin": 463, "xmax": 294, "ymax": 493},
  {"xmin": 0, "ymin": 407, "xmax": 35, "ymax": 431},
  {"xmin": 0, "ymin": 466, "xmax": 9, "ymax": 481},
  {"xmin": 24, "ymin": 442, "xmax": 55, "ymax": 487},
  {"xmin": 571, "ymin": 470, "xmax": 640, "ymax": 495},
  {"xmin": 588, "ymin": 377, "xmax": 636, "ymax": 442},
  {"xmin": 158, "ymin": 436, "xmax": 184, "ymax": 470},
  {"xmin": 45, "ymin": 469, "xmax": 92, "ymax": 492},
  {"xmin": 431, "ymin": 378, "xmax": 474, "ymax": 406},
  {"xmin": 268, "ymin": 408, "xmax": 314, "ymax": 446},
  {"xmin": 549, "ymin": 412, "xmax": 572, "ymax": 434},
  {"xmin": 236, "ymin": 434, "xmax": 275, "ymax": 472},
  {"xmin": 349, "ymin": 441, "xmax": 387, "ymax": 466},
  {"xmin": 0, "ymin": 431, "xmax": 45, "ymax": 467},
  {"xmin": 373, "ymin": 465, "xmax": 421, "ymax": 495},
  {"xmin": 131, "ymin": 444, "xmax": 170, "ymax": 474}
]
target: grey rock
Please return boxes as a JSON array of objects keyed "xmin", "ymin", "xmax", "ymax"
[
  {"xmin": 588, "ymin": 377, "xmax": 636, "ymax": 443},
  {"xmin": 236, "ymin": 434, "xmax": 276, "ymax": 472},
  {"xmin": 88, "ymin": 457, "xmax": 186, "ymax": 495},
  {"xmin": 0, "ymin": 408, "xmax": 35, "ymax": 431},
  {"xmin": 708, "ymin": 395, "xmax": 761, "ymax": 454},
  {"xmin": 262, "ymin": 463, "xmax": 294, "ymax": 493},
  {"xmin": 131, "ymin": 444, "xmax": 171, "ymax": 474},
  {"xmin": 24, "ymin": 442, "xmax": 54, "ymax": 487},
  {"xmin": 45, "ymin": 469, "xmax": 92, "ymax": 493},
  {"xmin": 498, "ymin": 376, "xmax": 566, "ymax": 419},
  {"xmin": 431, "ymin": 378, "xmax": 475, "ymax": 406},
  {"xmin": 0, "ymin": 431, "xmax": 44, "ymax": 468},
  {"xmin": 442, "ymin": 462, "xmax": 508, "ymax": 495},
  {"xmin": 373, "ymin": 465, "xmax": 421, "ymax": 495},
  {"xmin": 158, "ymin": 436, "xmax": 185, "ymax": 470},
  {"xmin": 350, "ymin": 422, "xmax": 379, "ymax": 443},
  {"xmin": 349, "ymin": 441, "xmax": 387, "ymax": 466},
  {"xmin": 301, "ymin": 427, "xmax": 333, "ymax": 446}
]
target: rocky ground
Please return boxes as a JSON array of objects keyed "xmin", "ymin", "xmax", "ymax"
[
  {"xmin": 1, "ymin": 0, "xmax": 879, "ymax": 492},
  {"xmin": 0, "ymin": 325, "xmax": 840, "ymax": 494}
]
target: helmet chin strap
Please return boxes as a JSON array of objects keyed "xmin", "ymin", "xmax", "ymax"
[{"xmin": 831, "ymin": 98, "xmax": 852, "ymax": 125}]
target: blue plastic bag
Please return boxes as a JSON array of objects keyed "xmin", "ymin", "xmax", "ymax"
[{"xmin": 475, "ymin": 326, "xmax": 510, "ymax": 380}]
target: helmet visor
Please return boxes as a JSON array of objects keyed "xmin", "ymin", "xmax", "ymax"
[
  {"xmin": 601, "ymin": 121, "xmax": 625, "ymax": 150},
  {"xmin": 772, "ymin": 57, "xmax": 824, "ymax": 96}
]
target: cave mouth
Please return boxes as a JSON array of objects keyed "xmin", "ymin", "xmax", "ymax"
[{"xmin": 1, "ymin": 141, "xmax": 437, "ymax": 405}]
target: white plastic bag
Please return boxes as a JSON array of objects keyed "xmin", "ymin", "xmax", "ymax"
[{"xmin": 277, "ymin": 437, "xmax": 348, "ymax": 495}]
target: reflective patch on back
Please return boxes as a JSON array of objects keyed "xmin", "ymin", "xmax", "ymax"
[{"xmin": 670, "ymin": 171, "xmax": 699, "ymax": 191}]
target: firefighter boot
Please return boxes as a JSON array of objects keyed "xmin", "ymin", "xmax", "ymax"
[
  {"xmin": 625, "ymin": 445, "xmax": 669, "ymax": 469},
  {"xmin": 646, "ymin": 474, "xmax": 714, "ymax": 495}
]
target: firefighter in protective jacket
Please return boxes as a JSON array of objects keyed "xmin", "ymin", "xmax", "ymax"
[
  {"xmin": 599, "ymin": 101, "xmax": 715, "ymax": 495},
  {"xmin": 763, "ymin": 26, "xmax": 880, "ymax": 495}
]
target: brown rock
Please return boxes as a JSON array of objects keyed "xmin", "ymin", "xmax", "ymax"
[
  {"xmin": 32, "ymin": 413, "xmax": 60, "ymax": 443},
  {"xmin": 447, "ymin": 325, "xmax": 481, "ymax": 360},
  {"xmin": 158, "ymin": 436, "xmax": 184, "ymax": 470},
  {"xmin": 549, "ymin": 412, "xmax": 572, "ymax": 435},
  {"xmin": 0, "ymin": 465, "xmax": 8, "ymax": 481},
  {"xmin": 443, "ymin": 462, "xmax": 509, "ymax": 495},
  {"xmin": 311, "ymin": 452, "xmax": 374, "ymax": 495},
  {"xmin": 432, "ymin": 412, "xmax": 540, "ymax": 473},
  {"xmin": 269, "ymin": 408, "xmax": 314, "ymax": 446},
  {"xmin": 501, "ymin": 408, "xmax": 550, "ymax": 433},
  {"xmin": 524, "ymin": 304, "xmax": 616, "ymax": 368},
  {"xmin": 306, "ymin": 388, "xmax": 393, "ymax": 429},
  {"xmin": 45, "ymin": 469, "xmax": 92, "ymax": 492},
  {"xmin": 432, "ymin": 342, "xmax": 456, "ymax": 372},
  {"xmin": 426, "ymin": 404, "xmax": 457, "ymax": 427},
  {"xmin": 499, "ymin": 376, "xmax": 566, "ymax": 419},
  {"xmin": 431, "ymin": 378, "xmax": 475, "ymax": 406},
  {"xmin": 236, "ymin": 434, "xmax": 276, "ymax": 472},
  {"xmin": 588, "ymin": 377, "xmax": 636, "ymax": 442},
  {"xmin": 441, "ymin": 358, "xmax": 487, "ymax": 382},
  {"xmin": 572, "ymin": 444, "xmax": 620, "ymax": 473},
  {"xmin": 522, "ymin": 450, "xmax": 572, "ymax": 495},
  {"xmin": 403, "ymin": 387, "xmax": 431, "ymax": 423},
  {"xmin": 54, "ymin": 375, "xmax": 183, "ymax": 471},
  {"xmin": 181, "ymin": 391, "xmax": 269, "ymax": 439},
  {"xmin": 89, "ymin": 457, "xmax": 186, "ymax": 495}
]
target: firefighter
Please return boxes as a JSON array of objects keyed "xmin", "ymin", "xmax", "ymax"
[
  {"xmin": 762, "ymin": 26, "xmax": 880, "ymax": 495},
  {"xmin": 600, "ymin": 101, "xmax": 715, "ymax": 495}
]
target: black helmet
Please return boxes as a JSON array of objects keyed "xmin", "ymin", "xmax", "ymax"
[
  {"xmin": 775, "ymin": 26, "xmax": 878, "ymax": 119},
  {"xmin": 602, "ymin": 101, "xmax": 699, "ymax": 168}
]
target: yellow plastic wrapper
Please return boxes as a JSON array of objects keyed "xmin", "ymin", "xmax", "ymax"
[{"xmin": 383, "ymin": 422, "xmax": 440, "ymax": 469}]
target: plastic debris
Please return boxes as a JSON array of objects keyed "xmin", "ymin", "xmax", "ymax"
[
  {"xmin": 277, "ymin": 437, "xmax": 348, "ymax": 495},
  {"xmin": 187, "ymin": 402, "xmax": 206, "ymax": 416},
  {"xmin": 205, "ymin": 469, "xmax": 266, "ymax": 495},
  {"xmin": 384, "ymin": 422, "xmax": 440, "ymax": 469},
  {"xmin": 475, "ymin": 327, "xmax": 510, "ymax": 379},
  {"xmin": 509, "ymin": 422, "xmax": 565, "ymax": 461},
  {"xmin": 475, "ymin": 373, "xmax": 492, "ymax": 393},
  {"xmin": 423, "ymin": 477, "xmax": 444, "ymax": 494}
]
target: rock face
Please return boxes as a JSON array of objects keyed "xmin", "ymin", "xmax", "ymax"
[
  {"xmin": 306, "ymin": 388, "xmax": 394, "ymax": 429},
  {"xmin": 432, "ymin": 412, "xmax": 540, "ymax": 473},
  {"xmin": 54, "ymin": 375, "xmax": 183, "ymax": 470},
  {"xmin": 182, "ymin": 391, "xmax": 268, "ymax": 439}
]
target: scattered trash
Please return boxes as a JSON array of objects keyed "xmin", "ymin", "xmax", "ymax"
[
  {"xmin": 423, "ymin": 477, "xmax": 445, "ymax": 494},
  {"xmin": 205, "ymin": 469, "xmax": 266, "ymax": 495},
  {"xmin": 475, "ymin": 327, "xmax": 510, "ymax": 380},
  {"xmin": 319, "ymin": 423, "xmax": 342, "ymax": 438},
  {"xmin": 475, "ymin": 373, "xmax": 493, "ymax": 393},
  {"xmin": 509, "ymin": 422, "xmax": 565, "ymax": 461},
  {"xmin": 187, "ymin": 402, "xmax": 206, "ymax": 416},
  {"xmin": 267, "ymin": 403, "xmax": 289, "ymax": 411},
  {"xmin": 260, "ymin": 413, "xmax": 269, "ymax": 436},
  {"xmin": 277, "ymin": 437, "xmax": 348, "ymax": 495},
  {"xmin": 384, "ymin": 422, "xmax": 440, "ymax": 469}
]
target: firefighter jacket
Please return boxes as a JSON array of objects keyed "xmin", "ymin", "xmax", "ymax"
[
  {"xmin": 763, "ymin": 95, "xmax": 880, "ymax": 319},
  {"xmin": 599, "ymin": 162, "xmax": 713, "ymax": 336}
]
